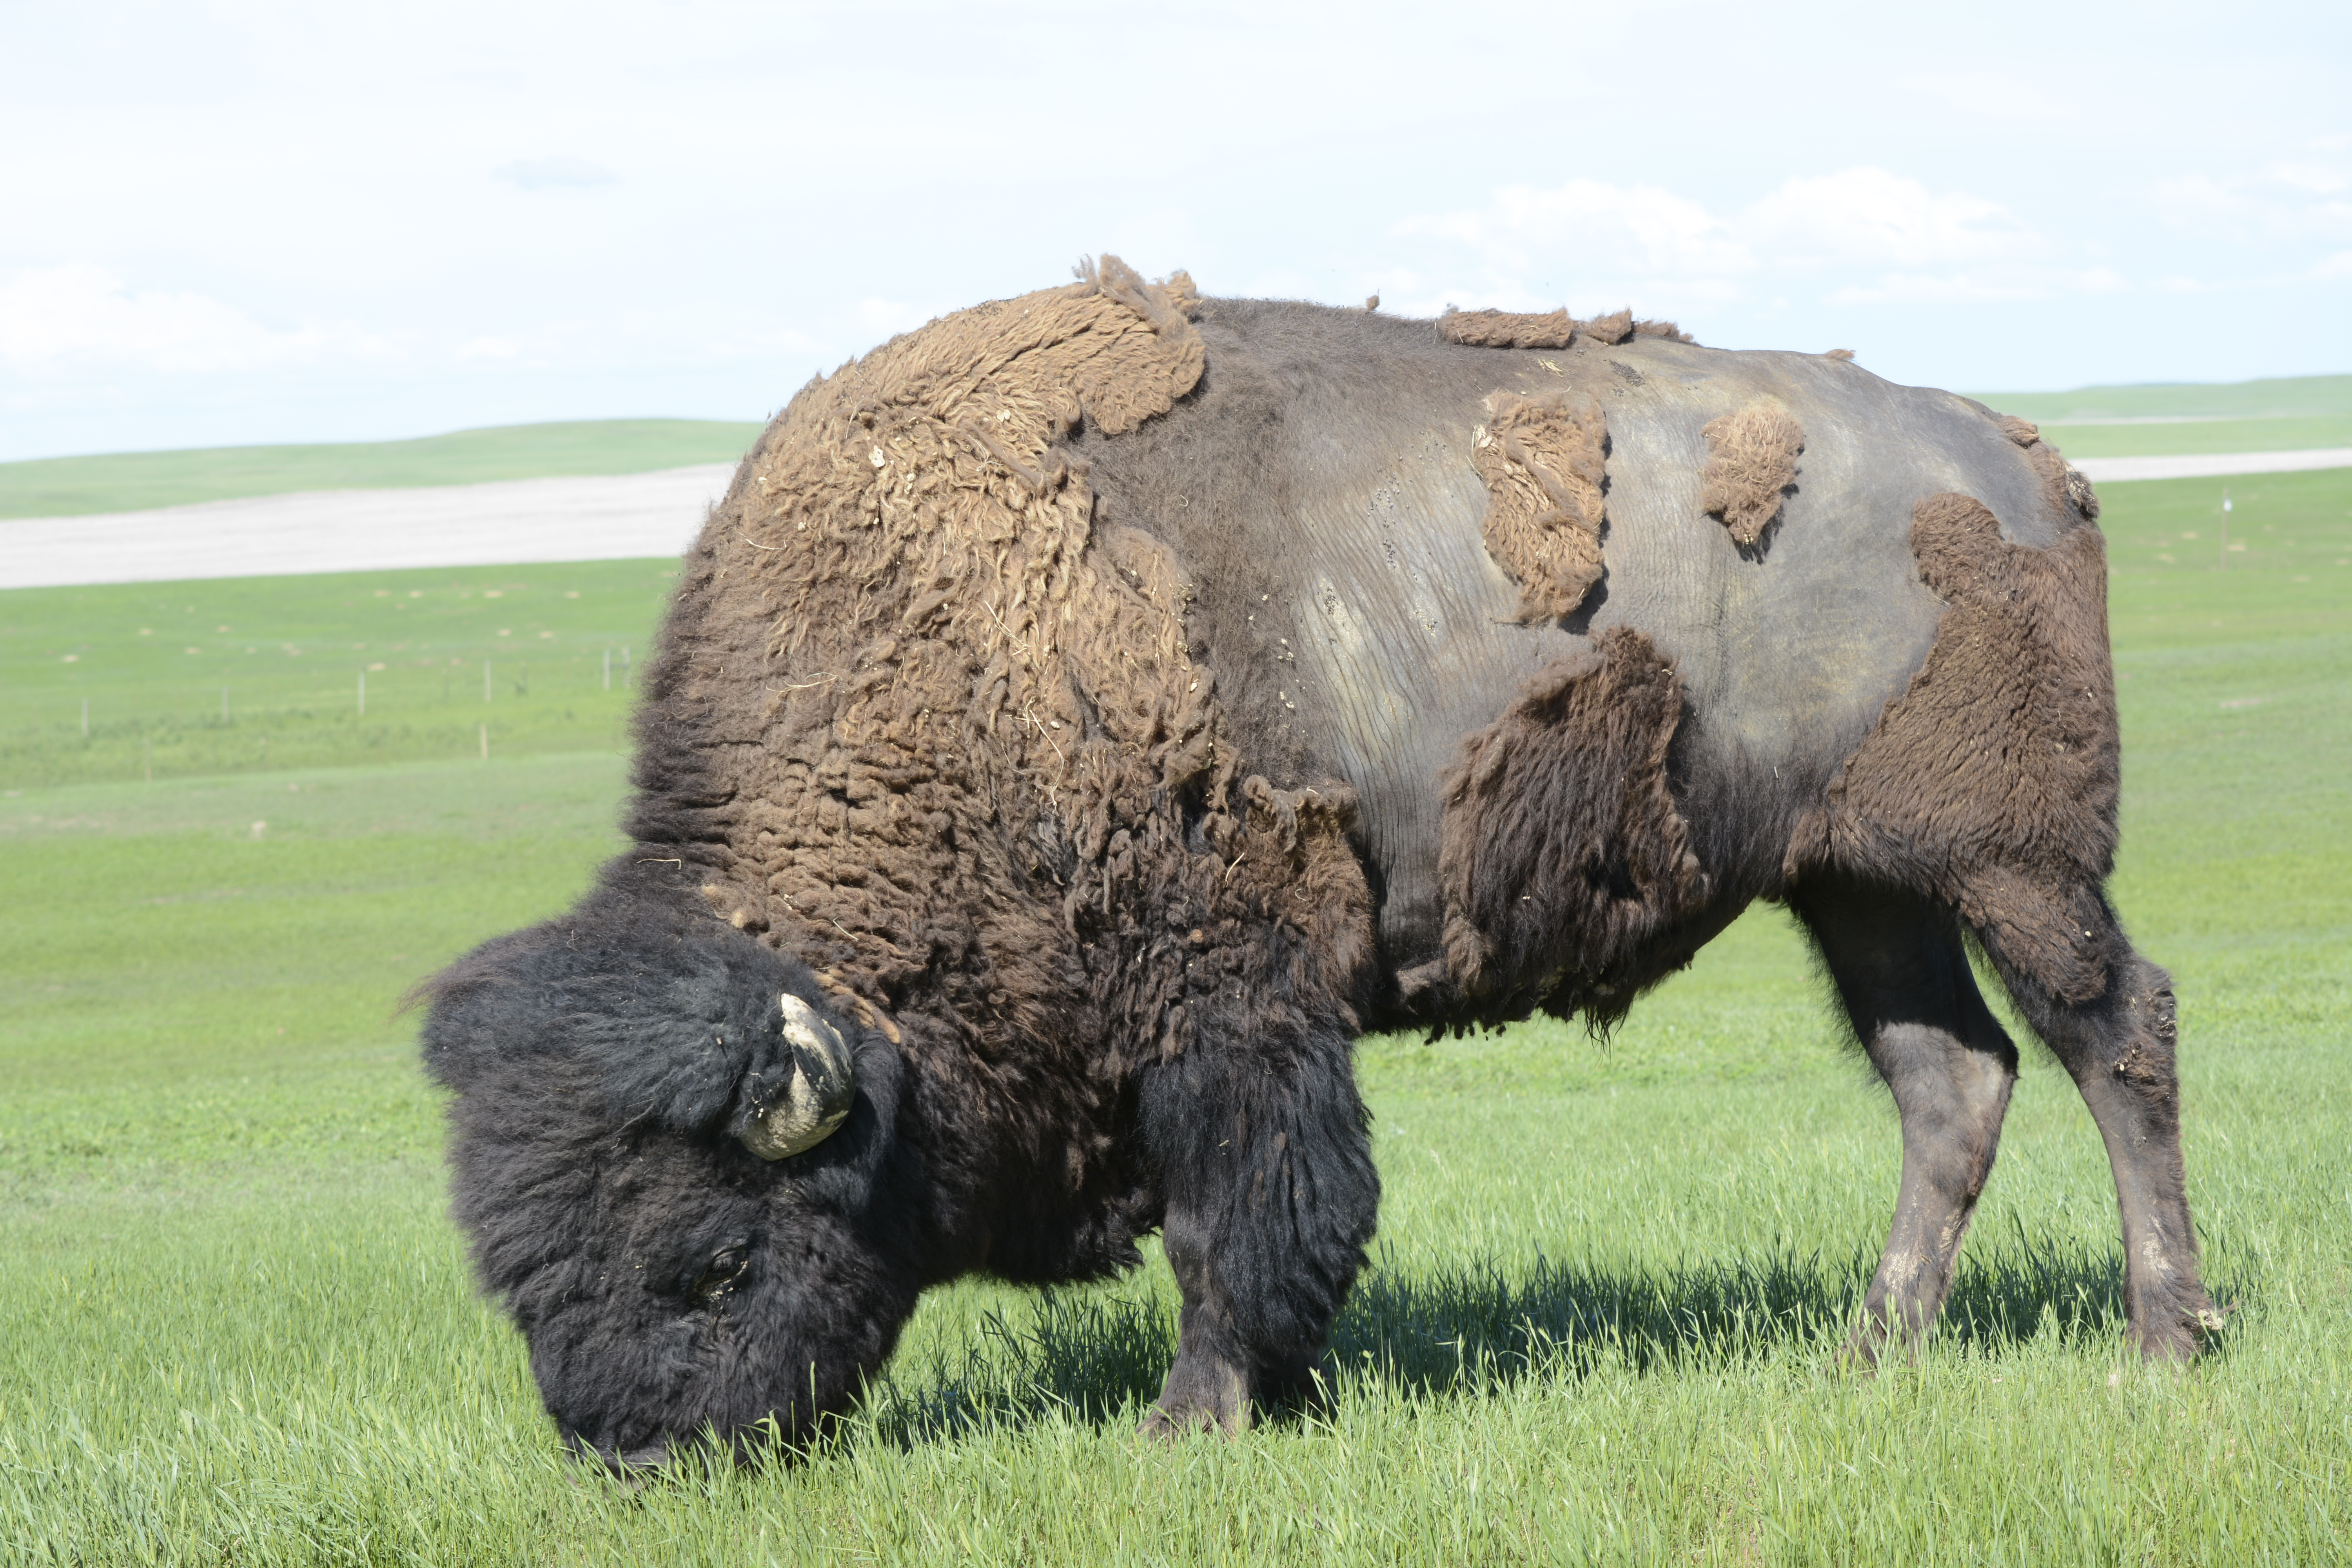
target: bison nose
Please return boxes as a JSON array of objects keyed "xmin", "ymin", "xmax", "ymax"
[{"xmin": 567, "ymin": 1430, "xmax": 671, "ymax": 1477}]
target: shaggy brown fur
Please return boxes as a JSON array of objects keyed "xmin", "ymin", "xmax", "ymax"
[
  {"xmin": 1471, "ymin": 390, "xmax": 1610, "ymax": 621},
  {"xmin": 1436, "ymin": 626, "xmax": 1710, "ymax": 1024},
  {"xmin": 1579, "ymin": 308, "xmax": 1635, "ymax": 345},
  {"xmin": 1787, "ymin": 493, "xmax": 2120, "ymax": 1003},
  {"xmin": 1437, "ymin": 308, "xmax": 1578, "ymax": 348},
  {"xmin": 1699, "ymin": 402, "xmax": 1806, "ymax": 546},
  {"xmin": 1435, "ymin": 306, "xmax": 1688, "ymax": 350},
  {"xmin": 653, "ymin": 255, "xmax": 1379, "ymax": 1232},
  {"xmin": 1824, "ymin": 348, "xmax": 1857, "ymax": 361}
]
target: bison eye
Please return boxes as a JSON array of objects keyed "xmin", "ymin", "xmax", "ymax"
[{"xmin": 694, "ymin": 1247, "xmax": 750, "ymax": 1299}]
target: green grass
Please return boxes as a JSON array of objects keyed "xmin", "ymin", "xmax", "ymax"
[
  {"xmin": 1962, "ymin": 374, "xmax": 2352, "ymax": 460},
  {"xmin": 0, "ymin": 560, "xmax": 679, "ymax": 788},
  {"xmin": 0, "ymin": 419, "xmax": 763, "ymax": 520},
  {"xmin": 2034, "ymin": 415, "xmax": 2352, "ymax": 458},
  {"xmin": 3, "ymin": 470, "xmax": 2349, "ymax": 1563},
  {"xmin": 1969, "ymin": 373, "xmax": 2352, "ymax": 423}
]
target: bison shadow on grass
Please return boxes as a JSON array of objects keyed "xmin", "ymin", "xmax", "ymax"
[{"xmin": 855, "ymin": 1234, "xmax": 2221, "ymax": 1451}]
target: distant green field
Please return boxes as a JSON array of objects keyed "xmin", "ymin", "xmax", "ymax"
[
  {"xmin": 1970, "ymin": 373, "xmax": 2352, "ymax": 423},
  {"xmin": 2, "ymin": 470, "xmax": 2348, "ymax": 1562},
  {"xmin": 0, "ymin": 559, "xmax": 676, "ymax": 788},
  {"xmin": 2030, "ymin": 415, "xmax": 2352, "ymax": 459},
  {"xmin": 0, "ymin": 418, "xmax": 763, "ymax": 521},
  {"xmin": 1965, "ymin": 374, "xmax": 2352, "ymax": 459}
]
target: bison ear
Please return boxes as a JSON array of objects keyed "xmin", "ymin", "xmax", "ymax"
[{"xmin": 736, "ymin": 994, "xmax": 857, "ymax": 1160}]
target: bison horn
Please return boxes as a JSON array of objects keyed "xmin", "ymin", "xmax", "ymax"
[{"xmin": 737, "ymin": 994, "xmax": 857, "ymax": 1160}]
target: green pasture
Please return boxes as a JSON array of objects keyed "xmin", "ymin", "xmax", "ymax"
[
  {"xmin": 1976, "ymin": 372, "xmax": 2352, "ymax": 423},
  {"xmin": 0, "ymin": 420, "xmax": 762, "ymax": 521},
  {"xmin": 0, "ymin": 561, "xmax": 676, "ymax": 788},
  {"xmin": 2, "ymin": 470, "xmax": 2348, "ymax": 1563},
  {"xmin": 1971, "ymin": 374, "xmax": 2352, "ymax": 460}
]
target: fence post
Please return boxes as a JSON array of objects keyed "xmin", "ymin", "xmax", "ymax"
[
  {"xmin": 603, "ymin": 647, "xmax": 611, "ymax": 690},
  {"xmin": 358, "ymin": 670, "xmax": 366, "ymax": 717},
  {"xmin": 479, "ymin": 722, "xmax": 488, "ymax": 761}
]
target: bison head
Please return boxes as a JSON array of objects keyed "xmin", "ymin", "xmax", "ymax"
[{"xmin": 417, "ymin": 881, "xmax": 929, "ymax": 1468}]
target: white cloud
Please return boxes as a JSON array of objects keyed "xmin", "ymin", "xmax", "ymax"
[
  {"xmin": 1831, "ymin": 264, "xmax": 2132, "ymax": 307},
  {"xmin": 1398, "ymin": 179, "xmax": 1752, "ymax": 282},
  {"xmin": 2155, "ymin": 156, "xmax": 2352, "ymax": 243},
  {"xmin": 0, "ymin": 265, "xmax": 390, "ymax": 372},
  {"xmin": 1385, "ymin": 167, "xmax": 2043, "ymax": 319},
  {"xmin": 495, "ymin": 156, "xmax": 618, "ymax": 190},
  {"xmin": 1742, "ymin": 168, "xmax": 2033, "ymax": 268}
]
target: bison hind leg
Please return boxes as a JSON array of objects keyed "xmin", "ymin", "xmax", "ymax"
[
  {"xmin": 1795, "ymin": 876, "xmax": 2020, "ymax": 1363},
  {"xmin": 1975, "ymin": 909, "xmax": 2220, "ymax": 1360}
]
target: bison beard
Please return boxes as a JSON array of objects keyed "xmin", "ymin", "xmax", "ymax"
[{"xmin": 419, "ymin": 263, "xmax": 2215, "ymax": 1466}]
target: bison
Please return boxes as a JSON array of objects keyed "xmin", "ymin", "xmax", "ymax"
[{"xmin": 419, "ymin": 259, "xmax": 2216, "ymax": 1468}]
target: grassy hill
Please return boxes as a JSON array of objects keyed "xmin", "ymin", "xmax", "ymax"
[
  {"xmin": 0, "ymin": 418, "xmax": 764, "ymax": 521},
  {"xmin": 1965, "ymin": 374, "xmax": 2352, "ymax": 459}
]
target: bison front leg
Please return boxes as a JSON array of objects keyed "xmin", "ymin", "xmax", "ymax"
[
  {"xmin": 1135, "ymin": 1011, "xmax": 1377, "ymax": 1437},
  {"xmin": 1796, "ymin": 879, "xmax": 2019, "ymax": 1361}
]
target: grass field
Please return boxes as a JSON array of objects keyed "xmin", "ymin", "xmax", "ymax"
[
  {"xmin": 1970, "ymin": 375, "xmax": 2352, "ymax": 460},
  {"xmin": 1975, "ymin": 373, "xmax": 2352, "ymax": 423},
  {"xmin": 0, "ymin": 421, "xmax": 762, "ymax": 521},
  {"xmin": 2, "ymin": 469, "xmax": 2348, "ymax": 1563}
]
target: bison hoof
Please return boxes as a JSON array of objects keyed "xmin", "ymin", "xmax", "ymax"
[{"xmin": 1142, "ymin": 1355, "xmax": 1248, "ymax": 1440}]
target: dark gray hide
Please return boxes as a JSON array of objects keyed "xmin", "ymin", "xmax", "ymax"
[{"xmin": 1074, "ymin": 300, "xmax": 2059, "ymax": 972}]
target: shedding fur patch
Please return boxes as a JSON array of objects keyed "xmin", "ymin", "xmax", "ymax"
[
  {"xmin": 1699, "ymin": 402, "xmax": 1805, "ymax": 546},
  {"xmin": 1438, "ymin": 308, "xmax": 1577, "ymax": 348},
  {"xmin": 1435, "ymin": 626, "xmax": 1710, "ymax": 1025},
  {"xmin": 1786, "ymin": 493, "xmax": 2120, "ymax": 1002},
  {"xmin": 1579, "ymin": 308, "xmax": 1635, "ymax": 345},
  {"xmin": 652, "ymin": 255, "xmax": 1381, "ymax": 1178},
  {"xmin": 1471, "ymin": 391, "xmax": 1609, "ymax": 621},
  {"xmin": 1437, "ymin": 307, "xmax": 1695, "ymax": 350}
]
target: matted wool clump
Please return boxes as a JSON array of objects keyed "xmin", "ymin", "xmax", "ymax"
[
  {"xmin": 1436, "ymin": 307, "xmax": 1696, "ymax": 349},
  {"xmin": 1699, "ymin": 401, "xmax": 1806, "ymax": 546},
  {"xmin": 1438, "ymin": 307, "xmax": 1579, "ymax": 348},
  {"xmin": 1471, "ymin": 390, "xmax": 1610, "ymax": 621}
]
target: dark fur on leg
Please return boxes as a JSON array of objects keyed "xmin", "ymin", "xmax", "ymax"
[
  {"xmin": 1135, "ymin": 1009, "xmax": 1377, "ymax": 1436},
  {"xmin": 1795, "ymin": 878, "xmax": 2018, "ymax": 1363},
  {"xmin": 1978, "ymin": 913, "xmax": 2218, "ymax": 1359}
]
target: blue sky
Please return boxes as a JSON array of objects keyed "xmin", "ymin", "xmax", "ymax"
[{"xmin": 2, "ymin": 0, "xmax": 2346, "ymax": 461}]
